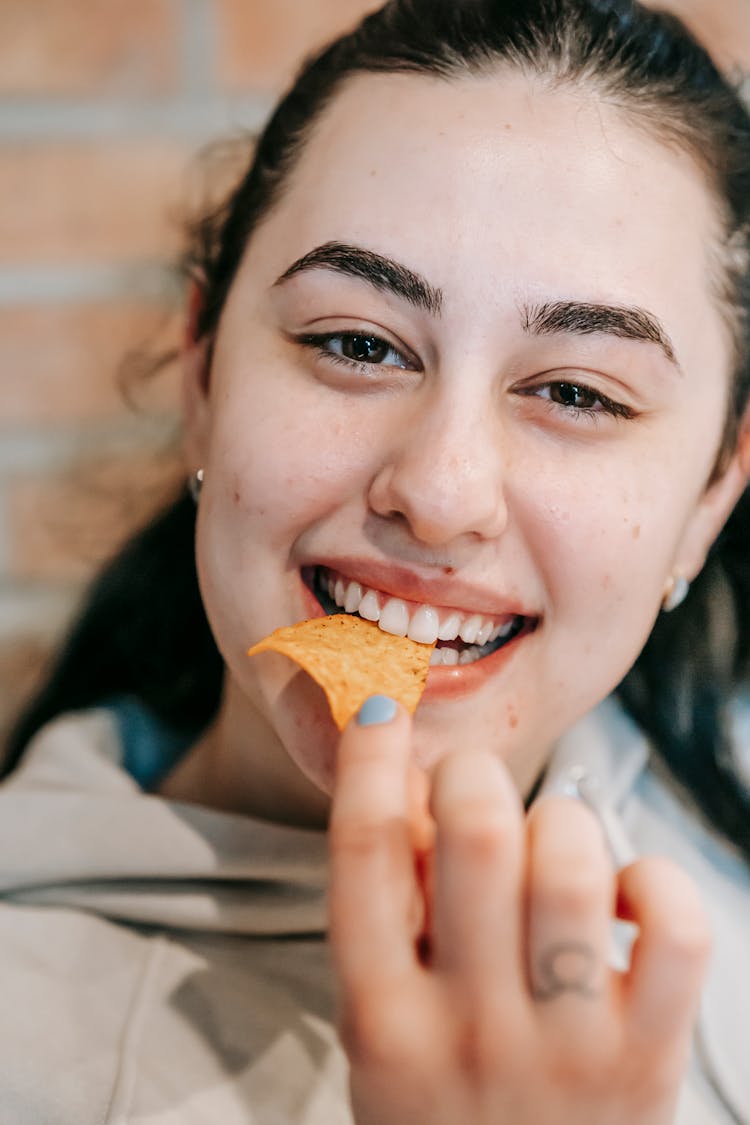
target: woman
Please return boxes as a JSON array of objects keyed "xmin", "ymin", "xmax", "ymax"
[{"xmin": 2, "ymin": 0, "xmax": 749, "ymax": 1121}]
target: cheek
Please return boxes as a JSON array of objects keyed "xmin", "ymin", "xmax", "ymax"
[
  {"xmin": 524, "ymin": 456, "xmax": 687, "ymax": 614},
  {"xmin": 208, "ymin": 386, "xmax": 377, "ymax": 543}
]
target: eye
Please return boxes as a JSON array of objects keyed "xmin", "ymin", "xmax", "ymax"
[
  {"xmin": 518, "ymin": 380, "xmax": 635, "ymax": 420},
  {"xmin": 334, "ymin": 333, "xmax": 403, "ymax": 365},
  {"xmin": 298, "ymin": 330, "xmax": 413, "ymax": 372},
  {"xmin": 549, "ymin": 382, "xmax": 599, "ymax": 410}
]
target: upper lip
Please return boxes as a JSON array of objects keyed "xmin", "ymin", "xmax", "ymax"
[{"xmin": 306, "ymin": 557, "xmax": 535, "ymax": 619}]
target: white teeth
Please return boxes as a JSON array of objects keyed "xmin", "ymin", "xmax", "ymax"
[
  {"xmin": 459, "ymin": 614, "xmax": 482, "ymax": 644},
  {"xmin": 408, "ymin": 605, "xmax": 440, "ymax": 645},
  {"xmin": 318, "ymin": 569, "xmax": 524, "ymax": 655},
  {"xmin": 494, "ymin": 618, "xmax": 516, "ymax": 640},
  {"xmin": 437, "ymin": 612, "xmax": 462, "ymax": 641},
  {"xmin": 358, "ymin": 590, "xmax": 381, "ymax": 621},
  {"xmin": 344, "ymin": 581, "xmax": 363, "ymax": 613},
  {"xmin": 475, "ymin": 620, "xmax": 494, "ymax": 646},
  {"xmin": 379, "ymin": 597, "xmax": 410, "ymax": 637}
]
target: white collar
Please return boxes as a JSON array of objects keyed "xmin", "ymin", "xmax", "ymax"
[
  {"xmin": 542, "ymin": 696, "xmax": 650, "ymax": 807},
  {"xmin": 537, "ymin": 697, "xmax": 650, "ymax": 866}
]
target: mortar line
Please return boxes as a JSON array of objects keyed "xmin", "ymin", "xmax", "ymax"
[{"xmin": 0, "ymin": 96, "xmax": 270, "ymax": 141}]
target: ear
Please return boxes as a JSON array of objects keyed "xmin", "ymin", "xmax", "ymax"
[
  {"xmin": 671, "ymin": 420, "xmax": 750, "ymax": 581},
  {"xmin": 181, "ymin": 280, "xmax": 212, "ymax": 474}
]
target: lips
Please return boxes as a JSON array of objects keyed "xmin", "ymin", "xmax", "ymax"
[{"xmin": 302, "ymin": 564, "xmax": 537, "ymax": 669}]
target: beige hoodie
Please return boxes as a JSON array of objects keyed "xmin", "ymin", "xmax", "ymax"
[{"xmin": 0, "ymin": 702, "xmax": 747, "ymax": 1124}]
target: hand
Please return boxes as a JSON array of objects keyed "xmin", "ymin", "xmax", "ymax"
[{"xmin": 328, "ymin": 698, "xmax": 711, "ymax": 1125}]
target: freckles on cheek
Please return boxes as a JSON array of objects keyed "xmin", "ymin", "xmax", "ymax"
[
  {"xmin": 544, "ymin": 475, "xmax": 656, "ymax": 576},
  {"xmin": 548, "ymin": 522, "xmax": 649, "ymax": 617}
]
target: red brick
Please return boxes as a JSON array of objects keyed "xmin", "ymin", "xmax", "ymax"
[
  {"xmin": 0, "ymin": 303, "xmax": 182, "ymax": 427},
  {"xmin": 1, "ymin": 0, "xmax": 180, "ymax": 96},
  {"xmin": 645, "ymin": 0, "xmax": 750, "ymax": 70},
  {"xmin": 217, "ymin": 0, "xmax": 382, "ymax": 91},
  {"xmin": 8, "ymin": 449, "xmax": 186, "ymax": 583},
  {"xmin": 0, "ymin": 141, "xmax": 191, "ymax": 265},
  {"xmin": 0, "ymin": 634, "xmax": 55, "ymax": 751}
]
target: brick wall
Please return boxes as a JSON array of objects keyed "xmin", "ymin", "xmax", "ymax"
[
  {"xmin": 1, "ymin": 1, "xmax": 747, "ymax": 746},
  {"xmin": 0, "ymin": 0, "xmax": 379, "ymax": 742},
  {"xmin": 653, "ymin": 0, "xmax": 750, "ymax": 74}
]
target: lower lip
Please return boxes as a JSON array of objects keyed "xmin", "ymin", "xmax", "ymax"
[
  {"xmin": 299, "ymin": 573, "xmax": 533, "ymax": 700},
  {"xmin": 422, "ymin": 625, "xmax": 531, "ymax": 698}
]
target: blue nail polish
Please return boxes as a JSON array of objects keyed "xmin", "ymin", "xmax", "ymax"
[{"xmin": 356, "ymin": 695, "xmax": 398, "ymax": 726}]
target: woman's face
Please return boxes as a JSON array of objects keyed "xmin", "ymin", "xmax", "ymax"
[{"xmin": 187, "ymin": 69, "xmax": 742, "ymax": 803}]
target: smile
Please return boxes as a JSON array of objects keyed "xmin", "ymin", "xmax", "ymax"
[{"xmin": 305, "ymin": 565, "xmax": 534, "ymax": 666}]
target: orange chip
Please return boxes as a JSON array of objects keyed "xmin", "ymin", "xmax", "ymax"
[{"xmin": 247, "ymin": 614, "xmax": 435, "ymax": 730}]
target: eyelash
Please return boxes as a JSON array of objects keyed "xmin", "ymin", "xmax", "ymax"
[
  {"xmin": 515, "ymin": 382, "xmax": 636, "ymax": 421},
  {"xmin": 296, "ymin": 330, "xmax": 635, "ymax": 421},
  {"xmin": 296, "ymin": 331, "xmax": 414, "ymax": 376}
]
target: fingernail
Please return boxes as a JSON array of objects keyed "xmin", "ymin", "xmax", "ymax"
[{"xmin": 356, "ymin": 695, "xmax": 398, "ymax": 726}]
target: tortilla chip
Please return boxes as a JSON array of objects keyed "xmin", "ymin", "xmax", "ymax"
[{"xmin": 247, "ymin": 614, "xmax": 435, "ymax": 730}]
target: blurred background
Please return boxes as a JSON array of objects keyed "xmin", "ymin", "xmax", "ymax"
[{"xmin": 1, "ymin": 0, "xmax": 748, "ymax": 746}]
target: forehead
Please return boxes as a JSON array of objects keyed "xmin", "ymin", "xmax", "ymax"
[{"xmin": 250, "ymin": 68, "xmax": 730, "ymax": 373}]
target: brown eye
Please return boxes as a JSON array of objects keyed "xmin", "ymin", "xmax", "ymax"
[
  {"xmin": 341, "ymin": 334, "xmax": 391, "ymax": 363},
  {"xmin": 513, "ymin": 378, "xmax": 635, "ymax": 421},
  {"xmin": 549, "ymin": 382, "xmax": 598, "ymax": 409},
  {"xmin": 297, "ymin": 329, "xmax": 415, "ymax": 373}
]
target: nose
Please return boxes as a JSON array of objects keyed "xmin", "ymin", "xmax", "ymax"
[{"xmin": 367, "ymin": 395, "xmax": 509, "ymax": 547}]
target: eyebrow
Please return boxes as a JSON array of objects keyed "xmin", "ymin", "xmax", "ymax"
[
  {"xmin": 274, "ymin": 241, "xmax": 443, "ymax": 316},
  {"xmin": 522, "ymin": 300, "xmax": 680, "ymax": 369},
  {"xmin": 275, "ymin": 244, "xmax": 680, "ymax": 369}
]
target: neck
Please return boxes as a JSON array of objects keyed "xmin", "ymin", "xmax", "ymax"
[{"xmin": 158, "ymin": 675, "xmax": 330, "ymax": 829}]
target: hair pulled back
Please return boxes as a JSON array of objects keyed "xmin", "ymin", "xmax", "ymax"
[{"xmin": 7, "ymin": 0, "xmax": 750, "ymax": 859}]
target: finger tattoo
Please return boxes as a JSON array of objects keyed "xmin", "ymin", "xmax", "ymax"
[{"xmin": 531, "ymin": 941, "xmax": 601, "ymax": 1002}]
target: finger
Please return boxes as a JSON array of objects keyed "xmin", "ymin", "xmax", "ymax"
[
  {"xmin": 329, "ymin": 695, "xmax": 420, "ymax": 991},
  {"xmin": 407, "ymin": 763, "xmax": 435, "ymax": 965},
  {"xmin": 618, "ymin": 857, "xmax": 711, "ymax": 1044},
  {"xmin": 407, "ymin": 763, "xmax": 435, "ymax": 855},
  {"xmin": 525, "ymin": 798, "xmax": 615, "ymax": 1024},
  {"xmin": 430, "ymin": 748, "xmax": 525, "ymax": 995}
]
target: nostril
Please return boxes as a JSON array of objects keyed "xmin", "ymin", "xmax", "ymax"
[{"xmin": 368, "ymin": 452, "xmax": 509, "ymax": 546}]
